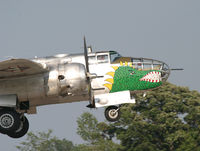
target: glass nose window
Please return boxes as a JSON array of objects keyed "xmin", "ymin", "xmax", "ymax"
[{"xmin": 97, "ymin": 55, "xmax": 109, "ymax": 64}]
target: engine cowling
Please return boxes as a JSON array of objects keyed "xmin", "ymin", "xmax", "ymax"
[{"xmin": 58, "ymin": 63, "xmax": 89, "ymax": 96}]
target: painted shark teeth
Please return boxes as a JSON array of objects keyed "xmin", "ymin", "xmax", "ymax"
[{"xmin": 140, "ymin": 71, "xmax": 161, "ymax": 83}]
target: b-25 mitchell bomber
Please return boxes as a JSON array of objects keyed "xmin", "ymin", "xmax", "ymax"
[{"xmin": 0, "ymin": 38, "xmax": 179, "ymax": 138}]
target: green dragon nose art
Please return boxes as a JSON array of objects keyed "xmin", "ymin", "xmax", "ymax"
[{"xmin": 104, "ymin": 62, "xmax": 163, "ymax": 93}]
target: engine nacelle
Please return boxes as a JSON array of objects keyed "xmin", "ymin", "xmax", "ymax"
[{"xmin": 58, "ymin": 63, "xmax": 89, "ymax": 96}]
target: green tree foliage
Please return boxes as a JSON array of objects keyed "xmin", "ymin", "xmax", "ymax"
[
  {"xmin": 76, "ymin": 112, "xmax": 121, "ymax": 151},
  {"xmin": 110, "ymin": 82, "xmax": 200, "ymax": 151},
  {"xmin": 16, "ymin": 130, "xmax": 75, "ymax": 151},
  {"xmin": 76, "ymin": 82, "xmax": 200, "ymax": 151}
]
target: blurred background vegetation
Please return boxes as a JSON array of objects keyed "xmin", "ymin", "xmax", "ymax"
[{"xmin": 16, "ymin": 83, "xmax": 200, "ymax": 151}]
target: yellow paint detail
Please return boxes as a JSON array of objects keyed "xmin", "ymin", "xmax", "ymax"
[
  {"xmin": 105, "ymin": 78, "xmax": 114, "ymax": 84},
  {"xmin": 112, "ymin": 66, "xmax": 119, "ymax": 71},
  {"xmin": 106, "ymin": 72, "xmax": 115, "ymax": 77},
  {"xmin": 120, "ymin": 61, "xmax": 123, "ymax": 66},
  {"xmin": 129, "ymin": 62, "xmax": 132, "ymax": 67},
  {"xmin": 125, "ymin": 61, "xmax": 128, "ymax": 66},
  {"xmin": 104, "ymin": 83, "xmax": 112, "ymax": 90}
]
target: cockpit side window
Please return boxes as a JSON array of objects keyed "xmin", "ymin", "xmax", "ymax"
[
  {"xmin": 88, "ymin": 56, "xmax": 96, "ymax": 65},
  {"xmin": 97, "ymin": 54, "xmax": 109, "ymax": 64}
]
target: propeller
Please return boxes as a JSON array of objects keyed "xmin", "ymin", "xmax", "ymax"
[
  {"xmin": 84, "ymin": 37, "xmax": 90, "ymax": 73},
  {"xmin": 84, "ymin": 37, "xmax": 95, "ymax": 108}
]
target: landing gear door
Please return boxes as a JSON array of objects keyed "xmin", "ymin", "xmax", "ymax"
[{"xmin": 0, "ymin": 94, "xmax": 17, "ymax": 107}]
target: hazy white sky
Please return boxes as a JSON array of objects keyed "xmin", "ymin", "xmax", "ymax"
[{"xmin": 0, "ymin": 1, "xmax": 200, "ymax": 150}]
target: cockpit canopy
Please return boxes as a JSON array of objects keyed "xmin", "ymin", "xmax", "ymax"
[{"xmin": 109, "ymin": 51, "xmax": 122, "ymax": 62}]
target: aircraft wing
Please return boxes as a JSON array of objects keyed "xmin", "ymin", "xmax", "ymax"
[{"xmin": 0, "ymin": 59, "xmax": 48, "ymax": 79}]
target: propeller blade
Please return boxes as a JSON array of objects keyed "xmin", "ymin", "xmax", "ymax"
[{"xmin": 84, "ymin": 37, "xmax": 89, "ymax": 73}]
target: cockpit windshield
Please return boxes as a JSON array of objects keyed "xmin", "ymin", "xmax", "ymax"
[{"xmin": 109, "ymin": 51, "xmax": 121, "ymax": 63}]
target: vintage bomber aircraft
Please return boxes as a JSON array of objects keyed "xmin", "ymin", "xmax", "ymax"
[{"xmin": 0, "ymin": 38, "xmax": 173, "ymax": 138}]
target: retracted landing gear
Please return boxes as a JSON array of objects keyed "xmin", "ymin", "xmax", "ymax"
[
  {"xmin": 0, "ymin": 109, "xmax": 29, "ymax": 138},
  {"xmin": 104, "ymin": 106, "xmax": 120, "ymax": 122}
]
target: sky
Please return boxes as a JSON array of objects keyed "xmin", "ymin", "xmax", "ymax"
[{"xmin": 0, "ymin": 0, "xmax": 200, "ymax": 150}]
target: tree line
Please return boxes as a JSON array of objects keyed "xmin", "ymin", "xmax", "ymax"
[{"xmin": 17, "ymin": 83, "xmax": 200, "ymax": 151}]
